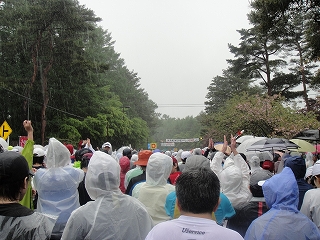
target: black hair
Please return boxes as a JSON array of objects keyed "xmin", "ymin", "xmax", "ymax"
[
  {"xmin": 123, "ymin": 148, "xmax": 132, "ymax": 159},
  {"xmin": 0, "ymin": 178, "xmax": 29, "ymax": 201},
  {"xmin": 273, "ymin": 153, "xmax": 281, "ymax": 162},
  {"xmin": 176, "ymin": 167, "xmax": 220, "ymax": 214},
  {"xmin": 0, "ymin": 153, "xmax": 29, "ymax": 201},
  {"xmin": 33, "ymin": 155, "xmax": 44, "ymax": 165},
  {"xmin": 75, "ymin": 148, "xmax": 92, "ymax": 161},
  {"xmin": 310, "ymin": 174, "xmax": 320, "ymax": 187},
  {"xmin": 80, "ymin": 154, "xmax": 91, "ymax": 169}
]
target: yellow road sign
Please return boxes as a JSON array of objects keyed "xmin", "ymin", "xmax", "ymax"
[
  {"xmin": 0, "ymin": 121, "xmax": 12, "ymax": 140},
  {"xmin": 150, "ymin": 143, "xmax": 157, "ymax": 149}
]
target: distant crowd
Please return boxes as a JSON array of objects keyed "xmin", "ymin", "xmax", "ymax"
[{"xmin": 1, "ymin": 120, "xmax": 320, "ymax": 240}]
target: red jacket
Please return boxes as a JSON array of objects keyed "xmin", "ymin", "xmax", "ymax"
[{"xmin": 119, "ymin": 156, "xmax": 130, "ymax": 193}]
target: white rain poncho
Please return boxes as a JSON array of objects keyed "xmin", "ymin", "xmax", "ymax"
[
  {"xmin": 136, "ymin": 153, "xmax": 175, "ymax": 224},
  {"xmin": 61, "ymin": 151, "xmax": 154, "ymax": 240},
  {"xmin": 34, "ymin": 138, "xmax": 84, "ymax": 238},
  {"xmin": 0, "ymin": 212, "xmax": 56, "ymax": 240},
  {"xmin": 245, "ymin": 167, "xmax": 320, "ymax": 240},
  {"xmin": 306, "ymin": 152, "xmax": 314, "ymax": 169},
  {"xmin": 211, "ymin": 152, "xmax": 251, "ymax": 208}
]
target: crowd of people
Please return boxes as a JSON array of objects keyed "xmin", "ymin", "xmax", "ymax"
[{"xmin": 1, "ymin": 120, "xmax": 320, "ymax": 239}]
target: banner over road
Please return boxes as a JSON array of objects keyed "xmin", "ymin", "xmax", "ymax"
[{"xmin": 165, "ymin": 138, "xmax": 199, "ymax": 143}]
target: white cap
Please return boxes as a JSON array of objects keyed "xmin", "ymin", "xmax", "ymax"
[
  {"xmin": 102, "ymin": 142, "xmax": 112, "ymax": 148},
  {"xmin": 312, "ymin": 161, "xmax": 320, "ymax": 176},
  {"xmin": 305, "ymin": 166, "xmax": 313, "ymax": 179},
  {"xmin": 33, "ymin": 148, "xmax": 45, "ymax": 157},
  {"xmin": 181, "ymin": 151, "xmax": 191, "ymax": 160}
]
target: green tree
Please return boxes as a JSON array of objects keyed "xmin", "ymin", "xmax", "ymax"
[
  {"xmin": 205, "ymin": 70, "xmax": 262, "ymax": 114},
  {"xmin": 201, "ymin": 93, "xmax": 320, "ymax": 141},
  {"xmin": 251, "ymin": 0, "xmax": 320, "ymax": 61},
  {"xmin": 0, "ymin": 0, "xmax": 101, "ymax": 144},
  {"xmin": 0, "ymin": 0, "xmax": 157, "ymax": 148},
  {"xmin": 227, "ymin": 9, "xmax": 288, "ymax": 96}
]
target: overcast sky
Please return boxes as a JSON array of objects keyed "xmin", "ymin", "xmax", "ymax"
[{"xmin": 79, "ymin": 0, "xmax": 251, "ymax": 118}]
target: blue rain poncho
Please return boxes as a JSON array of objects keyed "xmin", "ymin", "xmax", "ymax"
[
  {"xmin": 61, "ymin": 151, "xmax": 154, "ymax": 240},
  {"xmin": 245, "ymin": 167, "xmax": 320, "ymax": 240}
]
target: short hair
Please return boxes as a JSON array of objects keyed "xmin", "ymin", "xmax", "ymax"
[
  {"xmin": 0, "ymin": 152, "xmax": 30, "ymax": 201},
  {"xmin": 176, "ymin": 167, "xmax": 220, "ymax": 214},
  {"xmin": 80, "ymin": 153, "xmax": 92, "ymax": 169},
  {"xmin": 33, "ymin": 156, "xmax": 44, "ymax": 165}
]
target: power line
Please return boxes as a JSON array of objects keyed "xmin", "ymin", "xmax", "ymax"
[
  {"xmin": 0, "ymin": 86, "xmax": 85, "ymax": 119},
  {"xmin": 157, "ymin": 104, "xmax": 205, "ymax": 108}
]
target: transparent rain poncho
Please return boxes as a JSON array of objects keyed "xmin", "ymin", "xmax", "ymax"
[
  {"xmin": 33, "ymin": 138, "xmax": 84, "ymax": 237},
  {"xmin": 211, "ymin": 152, "xmax": 252, "ymax": 208},
  {"xmin": 61, "ymin": 151, "xmax": 154, "ymax": 240},
  {"xmin": 0, "ymin": 212, "xmax": 56, "ymax": 240},
  {"xmin": 137, "ymin": 153, "xmax": 175, "ymax": 224},
  {"xmin": 245, "ymin": 167, "xmax": 320, "ymax": 240}
]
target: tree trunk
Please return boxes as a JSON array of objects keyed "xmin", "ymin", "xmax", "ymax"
[
  {"xmin": 40, "ymin": 29, "xmax": 54, "ymax": 145},
  {"xmin": 298, "ymin": 45, "xmax": 310, "ymax": 111}
]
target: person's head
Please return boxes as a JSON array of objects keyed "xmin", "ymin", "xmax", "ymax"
[
  {"xmin": 176, "ymin": 167, "xmax": 220, "ymax": 215},
  {"xmin": 313, "ymin": 153, "xmax": 320, "ymax": 162},
  {"xmin": 64, "ymin": 144, "xmax": 74, "ymax": 156},
  {"xmin": 249, "ymin": 169, "xmax": 272, "ymax": 197},
  {"xmin": 249, "ymin": 156, "xmax": 260, "ymax": 171},
  {"xmin": 45, "ymin": 138, "xmax": 71, "ymax": 168},
  {"xmin": 101, "ymin": 142, "xmax": 112, "ymax": 155},
  {"xmin": 192, "ymin": 148, "xmax": 202, "ymax": 155},
  {"xmin": 311, "ymin": 161, "xmax": 320, "ymax": 188},
  {"xmin": 171, "ymin": 156, "xmax": 179, "ymax": 173},
  {"xmin": 33, "ymin": 147, "xmax": 45, "ymax": 167},
  {"xmin": 80, "ymin": 152, "xmax": 93, "ymax": 170},
  {"xmin": 305, "ymin": 166, "xmax": 313, "ymax": 185},
  {"xmin": 146, "ymin": 152, "xmax": 172, "ymax": 186},
  {"xmin": 180, "ymin": 151, "xmax": 191, "ymax": 163},
  {"xmin": 183, "ymin": 155, "xmax": 210, "ymax": 172},
  {"xmin": 165, "ymin": 150, "xmax": 172, "ymax": 157},
  {"xmin": 133, "ymin": 150, "xmax": 153, "ymax": 169},
  {"xmin": 85, "ymin": 151, "xmax": 120, "ymax": 200},
  {"xmin": 262, "ymin": 160, "xmax": 274, "ymax": 173},
  {"xmin": 122, "ymin": 148, "xmax": 132, "ymax": 160},
  {"xmin": 0, "ymin": 151, "xmax": 31, "ymax": 201},
  {"xmin": 75, "ymin": 148, "xmax": 92, "ymax": 162},
  {"xmin": 284, "ymin": 155, "xmax": 306, "ymax": 180},
  {"xmin": 262, "ymin": 167, "xmax": 298, "ymax": 209}
]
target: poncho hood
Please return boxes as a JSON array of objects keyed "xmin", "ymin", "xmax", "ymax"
[
  {"xmin": 184, "ymin": 155, "xmax": 210, "ymax": 171},
  {"xmin": 45, "ymin": 138, "xmax": 71, "ymax": 168},
  {"xmin": 85, "ymin": 151, "xmax": 120, "ymax": 199},
  {"xmin": 262, "ymin": 167, "xmax": 299, "ymax": 212},
  {"xmin": 146, "ymin": 153, "xmax": 172, "ymax": 186}
]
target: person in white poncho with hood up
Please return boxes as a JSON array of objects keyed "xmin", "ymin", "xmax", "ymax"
[
  {"xmin": 61, "ymin": 151, "xmax": 154, "ymax": 240},
  {"xmin": 210, "ymin": 135, "xmax": 251, "ymax": 208},
  {"xmin": 132, "ymin": 152, "xmax": 175, "ymax": 225},
  {"xmin": 33, "ymin": 138, "xmax": 84, "ymax": 240}
]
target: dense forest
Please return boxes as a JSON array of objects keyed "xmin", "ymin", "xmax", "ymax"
[
  {"xmin": 1, "ymin": 0, "xmax": 320, "ymax": 150},
  {"xmin": 0, "ymin": 0, "xmax": 158, "ymax": 149}
]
